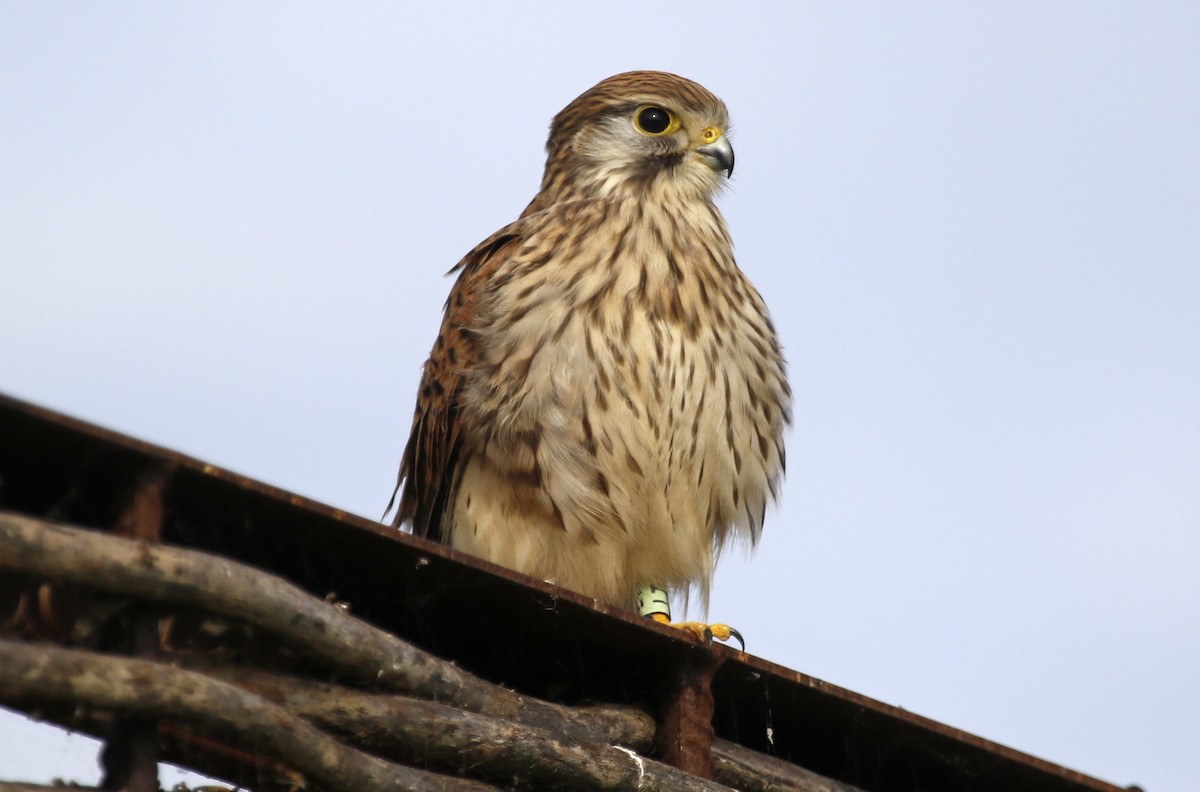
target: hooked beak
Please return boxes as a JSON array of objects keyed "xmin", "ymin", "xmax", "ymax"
[{"xmin": 696, "ymin": 134, "xmax": 735, "ymax": 178}]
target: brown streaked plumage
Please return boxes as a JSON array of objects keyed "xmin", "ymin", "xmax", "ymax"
[{"xmin": 392, "ymin": 71, "xmax": 790, "ymax": 611}]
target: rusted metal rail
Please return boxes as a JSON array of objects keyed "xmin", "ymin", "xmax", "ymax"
[{"xmin": 0, "ymin": 392, "xmax": 1128, "ymax": 791}]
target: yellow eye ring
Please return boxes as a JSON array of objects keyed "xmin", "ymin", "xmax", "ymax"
[{"xmin": 633, "ymin": 105, "xmax": 680, "ymax": 137}]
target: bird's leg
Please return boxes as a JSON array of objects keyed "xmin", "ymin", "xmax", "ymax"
[{"xmin": 635, "ymin": 585, "xmax": 744, "ymax": 649}]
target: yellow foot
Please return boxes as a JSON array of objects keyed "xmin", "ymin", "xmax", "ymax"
[{"xmin": 651, "ymin": 613, "xmax": 744, "ymax": 649}]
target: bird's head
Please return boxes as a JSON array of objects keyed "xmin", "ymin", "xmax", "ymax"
[{"xmin": 534, "ymin": 71, "xmax": 734, "ymax": 208}]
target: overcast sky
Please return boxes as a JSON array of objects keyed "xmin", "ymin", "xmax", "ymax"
[{"xmin": 2, "ymin": 3, "xmax": 1197, "ymax": 790}]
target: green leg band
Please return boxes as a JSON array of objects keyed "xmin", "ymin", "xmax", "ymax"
[{"xmin": 636, "ymin": 584, "xmax": 671, "ymax": 619}]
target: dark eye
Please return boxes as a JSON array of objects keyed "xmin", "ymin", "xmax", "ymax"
[{"xmin": 634, "ymin": 106, "xmax": 677, "ymax": 136}]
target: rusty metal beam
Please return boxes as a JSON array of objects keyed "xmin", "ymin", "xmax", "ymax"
[
  {"xmin": 101, "ymin": 468, "xmax": 172, "ymax": 792},
  {"xmin": 658, "ymin": 648, "xmax": 722, "ymax": 778}
]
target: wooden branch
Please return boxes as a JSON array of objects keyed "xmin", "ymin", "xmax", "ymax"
[
  {"xmin": 0, "ymin": 706, "xmax": 302, "ymax": 792},
  {"xmin": 0, "ymin": 511, "xmax": 654, "ymax": 749},
  {"xmin": 713, "ymin": 738, "xmax": 868, "ymax": 792},
  {"xmin": 189, "ymin": 661, "xmax": 734, "ymax": 792},
  {"xmin": 0, "ymin": 786, "xmax": 102, "ymax": 792},
  {"xmin": 0, "ymin": 640, "xmax": 497, "ymax": 792},
  {"xmin": 0, "ymin": 511, "xmax": 865, "ymax": 792}
]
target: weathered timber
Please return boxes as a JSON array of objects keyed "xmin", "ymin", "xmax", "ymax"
[
  {"xmin": 0, "ymin": 640, "xmax": 498, "ymax": 792},
  {"xmin": 713, "ymin": 738, "xmax": 869, "ymax": 792},
  {"xmin": 0, "ymin": 510, "xmax": 654, "ymax": 750},
  {"xmin": 0, "ymin": 786, "xmax": 102, "ymax": 792},
  {"xmin": 3, "ymin": 705, "xmax": 307, "ymax": 792},
  {"xmin": 187, "ymin": 662, "xmax": 732, "ymax": 791}
]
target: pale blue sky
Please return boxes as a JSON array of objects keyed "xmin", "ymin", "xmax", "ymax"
[{"xmin": 2, "ymin": 3, "xmax": 1197, "ymax": 790}]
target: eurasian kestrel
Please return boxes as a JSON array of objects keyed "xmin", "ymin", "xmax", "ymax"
[{"xmin": 392, "ymin": 71, "xmax": 790, "ymax": 631}]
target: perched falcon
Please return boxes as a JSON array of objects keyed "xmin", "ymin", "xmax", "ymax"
[{"xmin": 392, "ymin": 71, "xmax": 790, "ymax": 622}]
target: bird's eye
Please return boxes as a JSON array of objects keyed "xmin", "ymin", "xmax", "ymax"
[{"xmin": 634, "ymin": 106, "xmax": 679, "ymax": 136}]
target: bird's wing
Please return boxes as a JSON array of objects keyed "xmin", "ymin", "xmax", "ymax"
[{"xmin": 391, "ymin": 226, "xmax": 523, "ymax": 541}]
